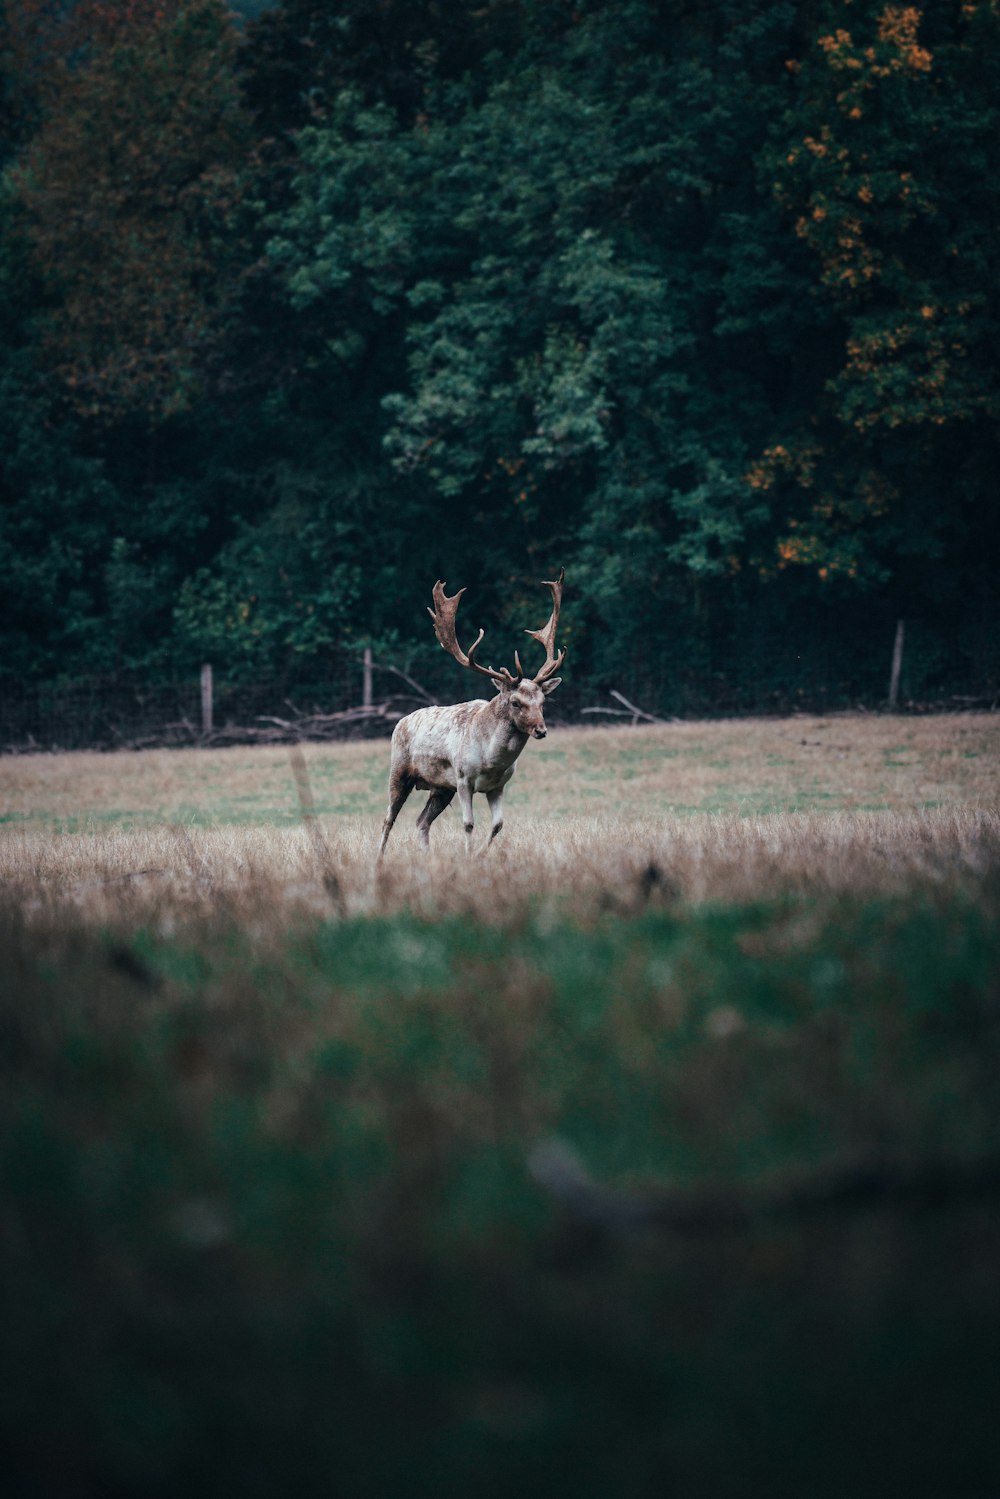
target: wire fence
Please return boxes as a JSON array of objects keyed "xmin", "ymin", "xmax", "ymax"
[{"xmin": 2, "ymin": 612, "xmax": 996, "ymax": 754}]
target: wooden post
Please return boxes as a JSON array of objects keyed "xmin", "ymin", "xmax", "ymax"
[
  {"xmin": 362, "ymin": 646, "xmax": 373, "ymax": 710},
  {"xmin": 888, "ymin": 620, "xmax": 904, "ymax": 710},
  {"xmin": 200, "ymin": 663, "xmax": 214, "ymax": 736}
]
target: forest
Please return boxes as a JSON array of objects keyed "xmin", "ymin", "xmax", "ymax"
[{"xmin": 1, "ymin": 0, "xmax": 998, "ymax": 717}]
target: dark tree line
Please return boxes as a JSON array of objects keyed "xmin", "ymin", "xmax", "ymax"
[{"xmin": 1, "ymin": 0, "xmax": 998, "ymax": 712}]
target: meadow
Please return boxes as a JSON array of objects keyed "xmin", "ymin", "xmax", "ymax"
[{"xmin": 2, "ymin": 713, "xmax": 999, "ymax": 1498}]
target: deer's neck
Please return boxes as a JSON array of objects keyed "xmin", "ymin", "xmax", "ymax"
[{"xmin": 485, "ymin": 694, "xmax": 528, "ymax": 756}]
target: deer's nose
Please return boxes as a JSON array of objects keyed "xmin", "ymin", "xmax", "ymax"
[{"xmin": 533, "ymin": 726, "xmax": 547, "ymax": 739}]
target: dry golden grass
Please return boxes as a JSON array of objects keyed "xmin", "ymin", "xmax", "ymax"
[
  {"xmin": 2, "ymin": 808, "xmax": 997, "ymax": 928},
  {"xmin": 1, "ymin": 713, "xmax": 997, "ymax": 926}
]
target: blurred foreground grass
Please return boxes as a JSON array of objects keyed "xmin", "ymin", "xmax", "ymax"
[{"xmin": 3, "ymin": 880, "xmax": 1000, "ymax": 1497}]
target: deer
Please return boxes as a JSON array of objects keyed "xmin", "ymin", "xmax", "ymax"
[{"xmin": 376, "ymin": 570, "xmax": 565, "ymax": 857}]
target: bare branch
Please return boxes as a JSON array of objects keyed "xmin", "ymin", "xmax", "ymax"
[{"xmin": 370, "ymin": 660, "xmax": 438, "ymax": 705}]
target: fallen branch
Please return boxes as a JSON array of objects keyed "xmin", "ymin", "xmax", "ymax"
[
  {"xmin": 528, "ymin": 1137, "xmax": 1000, "ymax": 1241},
  {"xmin": 580, "ymin": 691, "xmax": 676, "ymax": 726},
  {"xmin": 255, "ymin": 703, "xmax": 396, "ymax": 730},
  {"xmin": 114, "ymin": 702, "xmax": 410, "ymax": 751}
]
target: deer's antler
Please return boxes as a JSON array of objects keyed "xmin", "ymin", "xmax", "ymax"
[
  {"xmin": 525, "ymin": 568, "xmax": 566, "ymax": 683},
  {"xmin": 428, "ymin": 582, "xmax": 519, "ymax": 688}
]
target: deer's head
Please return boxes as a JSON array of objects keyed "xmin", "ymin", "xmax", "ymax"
[
  {"xmin": 427, "ymin": 570, "xmax": 565, "ymax": 738},
  {"xmin": 502, "ymin": 676, "xmax": 560, "ymax": 738}
]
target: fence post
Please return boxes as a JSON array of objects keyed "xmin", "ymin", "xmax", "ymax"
[
  {"xmin": 201, "ymin": 663, "xmax": 214, "ymax": 736},
  {"xmin": 362, "ymin": 646, "xmax": 373, "ymax": 710},
  {"xmin": 888, "ymin": 620, "xmax": 905, "ymax": 709}
]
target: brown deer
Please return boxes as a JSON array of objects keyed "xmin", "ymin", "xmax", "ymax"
[{"xmin": 377, "ymin": 571, "xmax": 565, "ymax": 857}]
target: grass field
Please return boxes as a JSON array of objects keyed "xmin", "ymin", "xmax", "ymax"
[
  {"xmin": 3, "ymin": 711, "xmax": 996, "ymax": 831},
  {"xmin": 2, "ymin": 714, "xmax": 999, "ymax": 1497}
]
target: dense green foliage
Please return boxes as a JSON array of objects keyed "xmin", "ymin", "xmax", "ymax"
[
  {"xmin": 1, "ymin": 1, "xmax": 998, "ymax": 706},
  {"xmin": 2, "ymin": 890, "xmax": 999, "ymax": 1495}
]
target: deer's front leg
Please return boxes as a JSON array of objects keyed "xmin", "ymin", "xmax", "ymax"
[
  {"xmin": 456, "ymin": 780, "xmax": 475, "ymax": 854},
  {"xmin": 484, "ymin": 787, "xmax": 505, "ymax": 852}
]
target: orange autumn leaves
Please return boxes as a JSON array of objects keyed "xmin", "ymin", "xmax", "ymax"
[{"xmin": 749, "ymin": 3, "xmax": 996, "ymax": 582}]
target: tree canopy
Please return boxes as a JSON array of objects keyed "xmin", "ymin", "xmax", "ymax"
[{"xmin": 1, "ymin": 0, "xmax": 997, "ymax": 709}]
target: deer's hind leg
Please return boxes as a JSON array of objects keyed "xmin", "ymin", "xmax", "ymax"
[
  {"xmin": 377, "ymin": 765, "xmax": 415, "ymax": 859},
  {"xmin": 415, "ymin": 786, "xmax": 455, "ymax": 849}
]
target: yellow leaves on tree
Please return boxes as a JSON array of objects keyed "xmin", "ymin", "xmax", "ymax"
[
  {"xmin": 745, "ymin": 440, "xmax": 822, "ymax": 495},
  {"xmin": 747, "ymin": 442, "xmax": 896, "ymax": 581},
  {"xmin": 838, "ymin": 315, "xmax": 971, "ymax": 430},
  {"xmin": 774, "ymin": 9, "xmax": 938, "ymax": 298},
  {"xmin": 875, "ymin": 6, "xmax": 933, "ymax": 70},
  {"xmin": 817, "ymin": 7, "xmax": 932, "ymax": 81}
]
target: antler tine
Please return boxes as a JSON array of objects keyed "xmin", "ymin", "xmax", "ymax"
[
  {"xmin": 467, "ymin": 633, "xmax": 519, "ymax": 687},
  {"xmin": 428, "ymin": 580, "xmax": 519, "ymax": 687},
  {"xmin": 525, "ymin": 567, "xmax": 566, "ymax": 682},
  {"xmin": 428, "ymin": 581, "xmax": 477, "ymax": 664}
]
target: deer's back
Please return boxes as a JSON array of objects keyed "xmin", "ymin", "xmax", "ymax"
[{"xmin": 391, "ymin": 699, "xmax": 523, "ymax": 792}]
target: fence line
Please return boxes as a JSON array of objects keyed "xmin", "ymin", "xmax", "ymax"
[{"xmin": 1, "ymin": 620, "xmax": 997, "ymax": 753}]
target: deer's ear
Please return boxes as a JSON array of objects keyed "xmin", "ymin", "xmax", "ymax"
[{"xmin": 540, "ymin": 676, "xmax": 562, "ymax": 696}]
